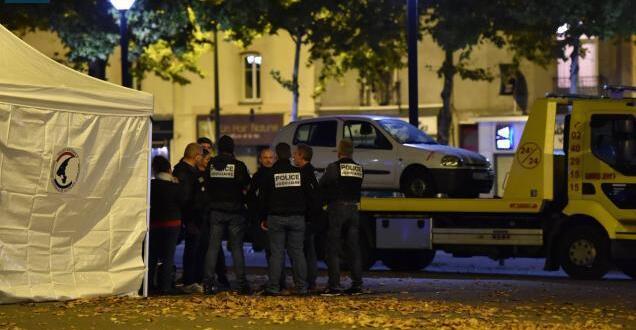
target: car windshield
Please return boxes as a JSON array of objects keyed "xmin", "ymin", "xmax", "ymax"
[{"xmin": 376, "ymin": 119, "xmax": 437, "ymax": 144}]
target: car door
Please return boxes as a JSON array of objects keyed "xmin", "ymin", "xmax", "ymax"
[
  {"xmin": 343, "ymin": 120, "xmax": 397, "ymax": 188},
  {"xmin": 292, "ymin": 120, "xmax": 340, "ymax": 178}
]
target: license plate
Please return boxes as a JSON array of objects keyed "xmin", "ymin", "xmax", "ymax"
[{"xmin": 472, "ymin": 172, "xmax": 488, "ymax": 180}]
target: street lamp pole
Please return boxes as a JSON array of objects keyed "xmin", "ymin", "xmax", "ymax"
[
  {"xmin": 407, "ymin": 0, "xmax": 419, "ymax": 127},
  {"xmin": 110, "ymin": 0, "xmax": 135, "ymax": 88},
  {"xmin": 213, "ymin": 24, "xmax": 221, "ymax": 144},
  {"xmin": 119, "ymin": 10, "xmax": 131, "ymax": 88}
]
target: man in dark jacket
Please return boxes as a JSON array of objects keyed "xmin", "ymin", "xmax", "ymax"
[
  {"xmin": 260, "ymin": 143, "xmax": 312, "ymax": 295},
  {"xmin": 319, "ymin": 139, "xmax": 365, "ymax": 295},
  {"xmin": 197, "ymin": 136, "xmax": 214, "ymax": 154},
  {"xmin": 172, "ymin": 143, "xmax": 205, "ymax": 293},
  {"xmin": 246, "ymin": 147, "xmax": 275, "ymax": 251},
  {"xmin": 248, "ymin": 147, "xmax": 293, "ymax": 291},
  {"xmin": 192, "ymin": 149, "xmax": 230, "ymax": 290},
  {"xmin": 149, "ymin": 156, "xmax": 183, "ymax": 295},
  {"xmin": 203, "ymin": 135, "xmax": 252, "ymax": 295},
  {"xmin": 292, "ymin": 143, "xmax": 321, "ymax": 290}
]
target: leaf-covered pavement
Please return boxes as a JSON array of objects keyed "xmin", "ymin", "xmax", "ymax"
[{"xmin": 1, "ymin": 286, "xmax": 634, "ymax": 330}]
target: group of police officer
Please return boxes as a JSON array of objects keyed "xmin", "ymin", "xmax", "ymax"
[{"xmin": 196, "ymin": 135, "xmax": 364, "ymax": 296}]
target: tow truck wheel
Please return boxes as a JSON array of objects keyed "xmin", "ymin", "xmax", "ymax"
[
  {"xmin": 558, "ymin": 225, "xmax": 610, "ymax": 280},
  {"xmin": 401, "ymin": 168, "xmax": 436, "ymax": 197},
  {"xmin": 615, "ymin": 260, "xmax": 636, "ymax": 279},
  {"xmin": 359, "ymin": 234, "xmax": 377, "ymax": 271},
  {"xmin": 338, "ymin": 235, "xmax": 377, "ymax": 271},
  {"xmin": 381, "ymin": 249, "xmax": 435, "ymax": 271}
]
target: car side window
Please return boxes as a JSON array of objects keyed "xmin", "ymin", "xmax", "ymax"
[
  {"xmin": 343, "ymin": 121, "xmax": 392, "ymax": 150},
  {"xmin": 293, "ymin": 121, "xmax": 337, "ymax": 147}
]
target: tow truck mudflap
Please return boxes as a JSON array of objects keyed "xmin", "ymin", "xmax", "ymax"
[{"xmin": 375, "ymin": 218, "xmax": 433, "ymax": 249}]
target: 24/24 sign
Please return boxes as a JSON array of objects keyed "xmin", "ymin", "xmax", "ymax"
[{"xmin": 517, "ymin": 142, "xmax": 541, "ymax": 169}]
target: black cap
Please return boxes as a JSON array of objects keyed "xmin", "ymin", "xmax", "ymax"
[{"xmin": 218, "ymin": 135, "xmax": 234, "ymax": 154}]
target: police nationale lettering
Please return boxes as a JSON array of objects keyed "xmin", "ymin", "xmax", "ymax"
[
  {"xmin": 210, "ymin": 164, "xmax": 235, "ymax": 178},
  {"xmin": 274, "ymin": 172, "xmax": 301, "ymax": 188},
  {"xmin": 340, "ymin": 163, "xmax": 363, "ymax": 178}
]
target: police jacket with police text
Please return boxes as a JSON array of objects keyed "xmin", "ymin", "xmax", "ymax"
[
  {"xmin": 205, "ymin": 153, "xmax": 250, "ymax": 213},
  {"xmin": 261, "ymin": 159, "xmax": 311, "ymax": 216},
  {"xmin": 319, "ymin": 158, "xmax": 364, "ymax": 204}
]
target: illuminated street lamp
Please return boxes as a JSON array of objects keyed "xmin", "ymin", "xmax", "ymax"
[{"xmin": 110, "ymin": 0, "xmax": 135, "ymax": 88}]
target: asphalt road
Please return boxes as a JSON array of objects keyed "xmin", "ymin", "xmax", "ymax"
[
  {"xmin": 176, "ymin": 242, "xmax": 632, "ymax": 280},
  {"xmin": 1, "ymin": 244, "xmax": 634, "ymax": 329}
]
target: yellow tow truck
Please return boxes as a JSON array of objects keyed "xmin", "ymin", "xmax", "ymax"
[{"xmin": 357, "ymin": 94, "xmax": 636, "ymax": 279}]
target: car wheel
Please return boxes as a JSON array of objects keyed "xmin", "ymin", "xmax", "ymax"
[
  {"xmin": 615, "ymin": 260, "xmax": 636, "ymax": 279},
  {"xmin": 380, "ymin": 249, "xmax": 435, "ymax": 271},
  {"xmin": 401, "ymin": 168, "xmax": 436, "ymax": 197},
  {"xmin": 558, "ymin": 225, "xmax": 610, "ymax": 280}
]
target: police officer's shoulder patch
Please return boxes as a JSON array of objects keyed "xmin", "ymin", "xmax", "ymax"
[
  {"xmin": 274, "ymin": 172, "xmax": 301, "ymax": 188},
  {"xmin": 340, "ymin": 163, "xmax": 363, "ymax": 178},
  {"xmin": 210, "ymin": 164, "xmax": 235, "ymax": 178}
]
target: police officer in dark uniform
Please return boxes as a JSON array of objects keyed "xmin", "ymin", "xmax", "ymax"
[
  {"xmin": 246, "ymin": 148, "xmax": 289, "ymax": 290},
  {"xmin": 203, "ymin": 135, "xmax": 251, "ymax": 295},
  {"xmin": 260, "ymin": 143, "xmax": 312, "ymax": 295},
  {"xmin": 319, "ymin": 139, "xmax": 364, "ymax": 295},
  {"xmin": 292, "ymin": 143, "xmax": 321, "ymax": 290},
  {"xmin": 193, "ymin": 149, "xmax": 230, "ymax": 290}
]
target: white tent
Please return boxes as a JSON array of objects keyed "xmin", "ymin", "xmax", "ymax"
[{"xmin": 0, "ymin": 24, "xmax": 153, "ymax": 303}]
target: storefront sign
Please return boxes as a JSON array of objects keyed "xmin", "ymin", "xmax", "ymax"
[{"xmin": 198, "ymin": 114, "xmax": 283, "ymax": 146}]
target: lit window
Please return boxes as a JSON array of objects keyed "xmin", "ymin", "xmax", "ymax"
[
  {"xmin": 557, "ymin": 40, "xmax": 598, "ymax": 90},
  {"xmin": 243, "ymin": 53, "xmax": 262, "ymax": 101}
]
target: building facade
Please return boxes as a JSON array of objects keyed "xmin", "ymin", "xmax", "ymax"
[{"xmin": 17, "ymin": 29, "xmax": 636, "ymax": 173}]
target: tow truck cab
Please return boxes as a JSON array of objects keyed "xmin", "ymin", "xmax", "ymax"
[{"xmin": 357, "ymin": 97, "xmax": 636, "ymax": 279}]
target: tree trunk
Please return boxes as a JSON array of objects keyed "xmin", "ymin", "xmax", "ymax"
[
  {"xmin": 437, "ymin": 50, "xmax": 454, "ymax": 145},
  {"xmin": 569, "ymin": 37, "xmax": 580, "ymax": 95},
  {"xmin": 88, "ymin": 58, "xmax": 107, "ymax": 80},
  {"xmin": 291, "ymin": 33, "xmax": 302, "ymax": 122}
]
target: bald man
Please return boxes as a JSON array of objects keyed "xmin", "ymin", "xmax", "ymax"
[{"xmin": 173, "ymin": 143, "xmax": 206, "ymax": 293}]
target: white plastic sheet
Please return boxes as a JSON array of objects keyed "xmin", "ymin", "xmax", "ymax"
[{"xmin": 0, "ymin": 24, "xmax": 153, "ymax": 303}]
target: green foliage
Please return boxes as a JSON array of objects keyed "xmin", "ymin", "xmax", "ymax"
[
  {"xmin": 423, "ymin": 0, "xmax": 505, "ymax": 82},
  {"xmin": 309, "ymin": 0, "xmax": 408, "ymax": 103},
  {"xmin": 270, "ymin": 69, "xmax": 295, "ymax": 92},
  {"xmin": 128, "ymin": 2, "xmax": 212, "ymax": 84},
  {"xmin": 503, "ymin": 0, "xmax": 636, "ymax": 66},
  {"xmin": 0, "ymin": 0, "xmax": 212, "ymax": 84}
]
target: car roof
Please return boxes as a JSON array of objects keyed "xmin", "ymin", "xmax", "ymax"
[{"xmin": 294, "ymin": 115, "xmax": 400, "ymax": 124}]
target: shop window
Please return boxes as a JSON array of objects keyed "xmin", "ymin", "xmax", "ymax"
[
  {"xmin": 343, "ymin": 121, "xmax": 392, "ymax": 150},
  {"xmin": 495, "ymin": 124, "xmax": 514, "ymax": 150},
  {"xmin": 243, "ymin": 53, "xmax": 262, "ymax": 101},
  {"xmin": 293, "ymin": 121, "xmax": 337, "ymax": 147}
]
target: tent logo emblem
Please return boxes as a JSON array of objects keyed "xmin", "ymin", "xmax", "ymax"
[{"xmin": 52, "ymin": 148, "xmax": 80, "ymax": 192}]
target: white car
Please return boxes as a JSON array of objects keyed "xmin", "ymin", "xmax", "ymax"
[{"xmin": 272, "ymin": 115, "xmax": 494, "ymax": 197}]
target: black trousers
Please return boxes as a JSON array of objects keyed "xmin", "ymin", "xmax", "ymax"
[
  {"xmin": 183, "ymin": 215, "xmax": 227, "ymax": 285},
  {"xmin": 326, "ymin": 203, "xmax": 363, "ymax": 289},
  {"xmin": 149, "ymin": 226, "xmax": 180, "ymax": 292}
]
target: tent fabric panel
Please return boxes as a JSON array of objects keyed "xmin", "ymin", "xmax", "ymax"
[
  {"xmin": 0, "ymin": 24, "xmax": 152, "ymax": 115},
  {"xmin": 0, "ymin": 106, "xmax": 148, "ymax": 303}
]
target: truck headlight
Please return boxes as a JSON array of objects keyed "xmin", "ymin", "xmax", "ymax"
[{"xmin": 441, "ymin": 155, "xmax": 461, "ymax": 167}]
